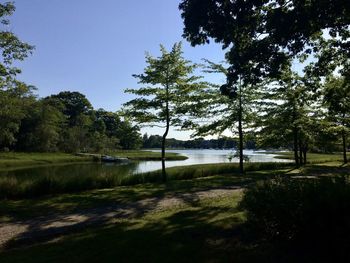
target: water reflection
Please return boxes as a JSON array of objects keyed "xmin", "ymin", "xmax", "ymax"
[
  {"xmin": 0, "ymin": 150, "xmax": 289, "ymax": 180},
  {"xmin": 135, "ymin": 149, "xmax": 290, "ymax": 173}
]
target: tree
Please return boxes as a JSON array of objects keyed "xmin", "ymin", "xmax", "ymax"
[
  {"xmin": 47, "ymin": 91, "xmax": 93, "ymax": 127},
  {"xmin": 95, "ymin": 109, "xmax": 141, "ymax": 150},
  {"xmin": 257, "ymin": 69, "xmax": 320, "ymax": 166},
  {"xmin": 0, "ymin": 2, "xmax": 34, "ymax": 81},
  {"xmin": 124, "ymin": 43, "xmax": 207, "ymax": 180},
  {"xmin": 0, "ymin": 81, "xmax": 35, "ymax": 150},
  {"xmin": 16, "ymin": 99, "xmax": 64, "ymax": 152},
  {"xmin": 187, "ymin": 60, "xmax": 260, "ymax": 173},
  {"xmin": 0, "ymin": 2, "xmax": 34, "ymax": 150},
  {"xmin": 323, "ymin": 76, "xmax": 350, "ymax": 164},
  {"xmin": 179, "ymin": 0, "xmax": 350, "ymax": 82},
  {"xmin": 45, "ymin": 91, "xmax": 94, "ymax": 152}
]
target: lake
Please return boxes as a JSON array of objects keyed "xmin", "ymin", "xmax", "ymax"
[
  {"xmin": 0, "ymin": 149, "xmax": 288, "ymax": 179},
  {"xmin": 136, "ymin": 149, "xmax": 289, "ymax": 173}
]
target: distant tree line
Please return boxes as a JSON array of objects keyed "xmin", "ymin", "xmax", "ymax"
[
  {"xmin": 1, "ymin": 89, "xmax": 142, "ymax": 152},
  {"xmin": 142, "ymin": 134, "xmax": 256, "ymax": 150}
]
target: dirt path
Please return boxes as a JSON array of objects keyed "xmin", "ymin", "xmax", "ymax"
[{"xmin": 0, "ymin": 186, "xmax": 242, "ymax": 250}]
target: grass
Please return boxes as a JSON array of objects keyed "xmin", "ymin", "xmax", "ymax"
[
  {"xmin": 0, "ymin": 152, "xmax": 93, "ymax": 170},
  {"xmin": 0, "ymin": 162, "xmax": 349, "ymax": 262},
  {"xmin": 0, "ymin": 162, "xmax": 293, "ymax": 200},
  {"xmin": 0, "ymin": 151, "xmax": 346, "ymax": 199},
  {"xmin": 0, "ymin": 175, "xmax": 246, "ymax": 222},
  {"xmin": 1, "ymin": 162, "xmax": 345, "ymax": 223},
  {"xmin": 0, "ymin": 151, "xmax": 187, "ymax": 171},
  {"xmin": 0, "ymin": 192, "xmax": 249, "ymax": 263},
  {"xmin": 272, "ymin": 151, "xmax": 347, "ymax": 163},
  {"xmin": 110, "ymin": 150, "xmax": 188, "ymax": 161}
]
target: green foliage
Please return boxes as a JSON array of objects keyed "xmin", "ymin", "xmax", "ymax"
[
  {"xmin": 188, "ymin": 60, "xmax": 261, "ymax": 137},
  {"xmin": 323, "ymin": 76, "xmax": 350, "ymax": 130},
  {"xmin": 322, "ymin": 76, "xmax": 350, "ymax": 162},
  {"xmin": 0, "ymin": 2, "xmax": 34, "ymax": 79},
  {"xmin": 0, "ymin": 82, "xmax": 36, "ymax": 149},
  {"xmin": 124, "ymin": 42, "xmax": 207, "ymax": 129},
  {"xmin": 179, "ymin": 0, "xmax": 350, "ymax": 81},
  {"xmin": 46, "ymin": 91, "xmax": 93, "ymax": 127},
  {"xmin": 240, "ymin": 176, "xmax": 350, "ymax": 254},
  {"xmin": 124, "ymin": 42, "xmax": 209, "ymax": 179},
  {"xmin": 257, "ymin": 67, "xmax": 322, "ymax": 165},
  {"xmin": 0, "ymin": 3, "xmax": 34, "ymax": 150},
  {"xmin": 0, "ymin": 90, "xmax": 142, "ymax": 153}
]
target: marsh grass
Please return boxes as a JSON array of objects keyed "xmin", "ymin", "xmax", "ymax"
[
  {"xmin": 110, "ymin": 150, "xmax": 188, "ymax": 160},
  {"xmin": 0, "ymin": 162, "xmax": 292, "ymax": 199},
  {"xmin": 0, "ymin": 152, "xmax": 93, "ymax": 170}
]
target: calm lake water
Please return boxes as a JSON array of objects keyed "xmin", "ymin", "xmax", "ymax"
[{"xmin": 0, "ymin": 150, "xmax": 289, "ymax": 180}]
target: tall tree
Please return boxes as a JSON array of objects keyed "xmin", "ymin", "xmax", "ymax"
[
  {"xmin": 258, "ymin": 69, "xmax": 320, "ymax": 166},
  {"xmin": 47, "ymin": 91, "xmax": 93, "ymax": 127},
  {"xmin": 16, "ymin": 99, "xmax": 64, "ymax": 152},
  {"xmin": 323, "ymin": 76, "xmax": 350, "ymax": 164},
  {"xmin": 187, "ymin": 60, "xmax": 260, "ymax": 173},
  {"xmin": 0, "ymin": 2, "xmax": 34, "ymax": 150},
  {"xmin": 0, "ymin": 81, "xmax": 35, "ymax": 149},
  {"xmin": 124, "ymin": 43, "xmax": 207, "ymax": 180}
]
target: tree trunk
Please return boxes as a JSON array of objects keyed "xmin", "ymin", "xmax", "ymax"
[
  {"xmin": 299, "ymin": 139, "xmax": 303, "ymax": 166},
  {"xmin": 342, "ymin": 130, "xmax": 348, "ymax": 164},
  {"xmin": 238, "ymin": 79, "xmax": 244, "ymax": 174},
  {"xmin": 161, "ymin": 86, "xmax": 170, "ymax": 182},
  {"xmin": 293, "ymin": 126, "xmax": 299, "ymax": 167}
]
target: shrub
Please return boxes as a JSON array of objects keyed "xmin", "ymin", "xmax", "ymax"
[{"xmin": 239, "ymin": 176, "xmax": 350, "ymax": 252}]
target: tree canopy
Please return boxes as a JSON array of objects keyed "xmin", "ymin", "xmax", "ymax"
[{"xmin": 179, "ymin": 0, "xmax": 350, "ymax": 81}]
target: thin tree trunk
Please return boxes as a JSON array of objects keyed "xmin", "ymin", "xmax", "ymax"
[
  {"xmin": 342, "ymin": 130, "xmax": 347, "ymax": 164},
  {"xmin": 238, "ymin": 77, "xmax": 244, "ymax": 174},
  {"xmin": 293, "ymin": 126, "xmax": 299, "ymax": 167},
  {"xmin": 299, "ymin": 139, "xmax": 303, "ymax": 166},
  {"xmin": 303, "ymin": 144, "xmax": 307, "ymax": 165},
  {"xmin": 161, "ymin": 85, "xmax": 170, "ymax": 182}
]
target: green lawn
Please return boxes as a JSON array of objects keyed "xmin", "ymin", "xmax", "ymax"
[
  {"xmin": 0, "ymin": 162, "xmax": 349, "ymax": 262},
  {"xmin": 272, "ymin": 151, "xmax": 347, "ymax": 163},
  {"xmin": 0, "ymin": 193, "xmax": 250, "ymax": 263},
  {"xmin": 0, "ymin": 175, "xmax": 248, "ymax": 223}
]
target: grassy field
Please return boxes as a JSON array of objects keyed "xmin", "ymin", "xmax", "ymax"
[
  {"xmin": 2, "ymin": 162, "xmax": 349, "ymax": 262},
  {"xmin": 0, "ymin": 192, "xmax": 249, "ymax": 263},
  {"xmin": 0, "ymin": 174, "xmax": 247, "ymax": 222},
  {"xmin": 271, "ymin": 151, "xmax": 347, "ymax": 163}
]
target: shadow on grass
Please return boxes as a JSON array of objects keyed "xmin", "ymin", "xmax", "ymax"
[
  {"xmin": 4, "ymin": 202, "xmax": 334, "ymax": 263},
  {"xmin": 0, "ymin": 204, "xmax": 278, "ymax": 263},
  {"xmin": 301, "ymin": 164, "xmax": 350, "ymax": 177},
  {"xmin": 0, "ymin": 181, "xmax": 244, "ymax": 251}
]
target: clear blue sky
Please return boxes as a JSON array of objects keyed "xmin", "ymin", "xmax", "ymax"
[{"xmin": 10, "ymin": 0, "xmax": 226, "ymax": 139}]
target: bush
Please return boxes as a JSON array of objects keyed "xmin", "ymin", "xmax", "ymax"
[{"xmin": 239, "ymin": 176, "xmax": 350, "ymax": 251}]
